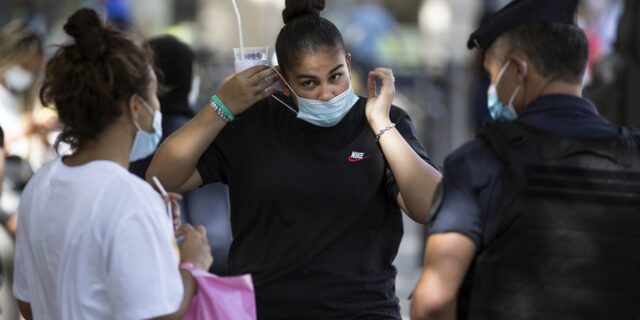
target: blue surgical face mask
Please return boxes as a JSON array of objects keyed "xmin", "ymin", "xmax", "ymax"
[
  {"xmin": 487, "ymin": 60, "xmax": 520, "ymax": 121},
  {"xmin": 271, "ymin": 67, "xmax": 359, "ymax": 127},
  {"xmin": 295, "ymin": 84, "xmax": 359, "ymax": 127},
  {"xmin": 130, "ymin": 99, "xmax": 162, "ymax": 161}
]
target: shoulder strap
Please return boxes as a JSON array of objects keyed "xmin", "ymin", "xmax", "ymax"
[
  {"xmin": 480, "ymin": 121, "xmax": 639, "ymax": 168},
  {"xmin": 476, "ymin": 122, "xmax": 531, "ymax": 247}
]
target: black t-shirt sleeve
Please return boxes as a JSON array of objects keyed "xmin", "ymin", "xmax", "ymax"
[
  {"xmin": 195, "ymin": 98, "xmax": 271, "ymax": 185},
  {"xmin": 383, "ymin": 107, "xmax": 440, "ymax": 204},
  {"xmin": 196, "ymin": 140, "xmax": 228, "ymax": 185}
]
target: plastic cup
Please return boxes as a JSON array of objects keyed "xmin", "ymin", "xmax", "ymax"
[{"xmin": 234, "ymin": 46, "xmax": 269, "ymax": 72}]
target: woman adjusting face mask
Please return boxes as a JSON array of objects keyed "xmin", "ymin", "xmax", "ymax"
[
  {"xmin": 276, "ymin": 52, "xmax": 359, "ymax": 127},
  {"xmin": 273, "ymin": 65, "xmax": 359, "ymax": 127},
  {"xmin": 146, "ymin": 0, "xmax": 443, "ymax": 318},
  {"xmin": 293, "ymin": 82, "xmax": 359, "ymax": 127}
]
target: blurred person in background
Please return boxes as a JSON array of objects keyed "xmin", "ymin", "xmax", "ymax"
[
  {"xmin": 0, "ymin": 20, "xmax": 56, "ymax": 170},
  {"xmin": 0, "ymin": 127, "xmax": 3, "ymax": 230},
  {"xmin": 0, "ymin": 20, "xmax": 57, "ymax": 249},
  {"xmin": 411, "ymin": 0, "xmax": 640, "ymax": 319},
  {"xmin": 585, "ymin": 0, "xmax": 640, "ymax": 127},
  {"xmin": 105, "ymin": 0, "xmax": 133, "ymax": 31},
  {"xmin": 0, "ymin": 127, "xmax": 4, "ymax": 213},
  {"xmin": 578, "ymin": 0, "xmax": 624, "ymax": 78},
  {"xmin": 341, "ymin": 0, "xmax": 398, "ymax": 81},
  {"xmin": 0, "ymin": 124, "xmax": 14, "ymax": 320},
  {"xmin": 0, "ymin": 19, "xmax": 48, "ymax": 320},
  {"xmin": 130, "ymin": 34, "xmax": 232, "ymax": 275},
  {"xmin": 13, "ymin": 9, "xmax": 212, "ymax": 319},
  {"xmin": 148, "ymin": 0, "xmax": 442, "ymax": 318}
]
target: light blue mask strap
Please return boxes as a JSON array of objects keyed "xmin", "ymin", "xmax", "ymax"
[{"xmin": 270, "ymin": 66, "xmax": 298, "ymax": 115}]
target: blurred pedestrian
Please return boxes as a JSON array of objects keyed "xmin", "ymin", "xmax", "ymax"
[
  {"xmin": 0, "ymin": 124, "xmax": 14, "ymax": 320},
  {"xmin": 0, "ymin": 19, "xmax": 46, "ymax": 320},
  {"xmin": 0, "ymin": 20, "xmax": 53, "ymax": 165},
  {"xmin": 585, "ymin": 0, "xmax": 640, "ymax": 127}
]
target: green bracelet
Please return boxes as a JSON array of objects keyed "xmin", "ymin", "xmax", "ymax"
[
  {"xmin": 211, "ymin": 95, "xmax": 236, "ymax": 122},
  {"xmin": 209, "ymin": 99, "xmax": 231, "ymax": 122}
]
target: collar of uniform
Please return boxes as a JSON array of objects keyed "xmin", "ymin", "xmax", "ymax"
[
  {"xmin": 520, "ymin": 94, "xmax": 598, "ymax": 116},
  {"xmin": 516, "ymin": 94, "xmax": 619, "ymax": 139}
]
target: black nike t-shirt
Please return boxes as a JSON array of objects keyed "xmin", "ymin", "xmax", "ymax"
[{"xmin": 197, "ymin": 95, "xmax": 436, "ymax": 319}]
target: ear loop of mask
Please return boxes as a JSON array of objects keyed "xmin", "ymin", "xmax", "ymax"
[
  {"xmin": 508, "ymin": 86, "xmax": 521, "ymax": 107},
  {"xmin": 270, "ymin": 66, "xmax": 299, "ymax": 115},
  {"xmin": 495, "ymin": 60, "xmax": 511, "ymax": 85},
  {"xmin": 499, "ymin": 60, "xmax": 522, "ymax": 110},
  {"xmin": 132, "ymin": 97, "xmax": 154, "ymax": 131},
  {"xmin": 495, "ymin": 60, "xmax": 522, "ymax": 111}
]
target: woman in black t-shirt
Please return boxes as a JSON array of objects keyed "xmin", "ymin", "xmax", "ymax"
[{"xmin": 148, "ymin": 0, "xmax": 441, "ymax": 318}]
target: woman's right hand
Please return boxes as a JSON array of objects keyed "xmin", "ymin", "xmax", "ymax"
[
  {"xmin": 216, "ymin": 65, "xmax": 278, "ymax": 116},
  {"xmin": 177, "ymin": 224, "xmax": 213, "ymax": 271}
]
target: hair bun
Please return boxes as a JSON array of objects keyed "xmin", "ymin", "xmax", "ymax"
[
  {"xmin": 282, "ymin": 0, "xmax": 325, "ymax": 24},
  {"xmin": 63, "ymin": 8, "xmax": 106, "ymax": 61}
]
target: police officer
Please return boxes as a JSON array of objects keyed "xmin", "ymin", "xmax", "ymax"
[{"xmin": 410, "ymin": 0, "xmax": 640, "ymax": 319}]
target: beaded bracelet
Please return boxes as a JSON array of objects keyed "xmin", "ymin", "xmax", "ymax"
[
  {"xmin": 375, "ymin": 123, "xmax": 396, "ymax": 142},
  {"xmin": 209, "ymin": 98, "xmax": 230, "ymax": 122},
  {"xmin": 209, "ymin": 95, "xmax": 236, "ymax": 122}
]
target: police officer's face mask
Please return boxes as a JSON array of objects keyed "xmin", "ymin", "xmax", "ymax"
[{"xmin": 487, "ymin": 60, "xmax": 521, "ymax": 121}]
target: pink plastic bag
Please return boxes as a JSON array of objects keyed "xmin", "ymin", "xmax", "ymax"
[{"xmin": 181, "ymin": 263, "xmax": 257, "ymax": 320}]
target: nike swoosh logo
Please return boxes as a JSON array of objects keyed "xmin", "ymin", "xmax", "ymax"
[{"xmin": 347, "ymin": 155, "xmax": 370, "ymax": 163}]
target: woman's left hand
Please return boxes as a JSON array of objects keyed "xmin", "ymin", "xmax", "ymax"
[{"xmin": 365, "ymin": 68, "xmax": 396, "ymax": 131}]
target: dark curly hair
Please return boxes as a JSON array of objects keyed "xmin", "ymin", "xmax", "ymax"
[{"xmin": 41, "ymin": 8, "xmax": 153, "ymax": 152}]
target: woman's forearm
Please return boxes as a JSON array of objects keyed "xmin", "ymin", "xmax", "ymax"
[
  {"xmin": 147, "ymin": 66, "xmax": 278, "ymax": 192},
  {"xmin": 147, "ymin": 105, "xmax": 227, "ymax": 192},
  {"xmin": 373, "ymin": 121, "xmax": 442, "ymax": 224}
]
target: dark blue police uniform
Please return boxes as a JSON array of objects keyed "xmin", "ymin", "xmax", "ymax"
[
  {"xmin": 429, "ymin": 94, "xmax": 619, "ymax": 248},
  {"xmin": 427, "ymin": 94, "xmax": 624, "ymax": 319},
  {"xmin": 428, "ymin": 0, "xmax": 640, "ymax": 318}
]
